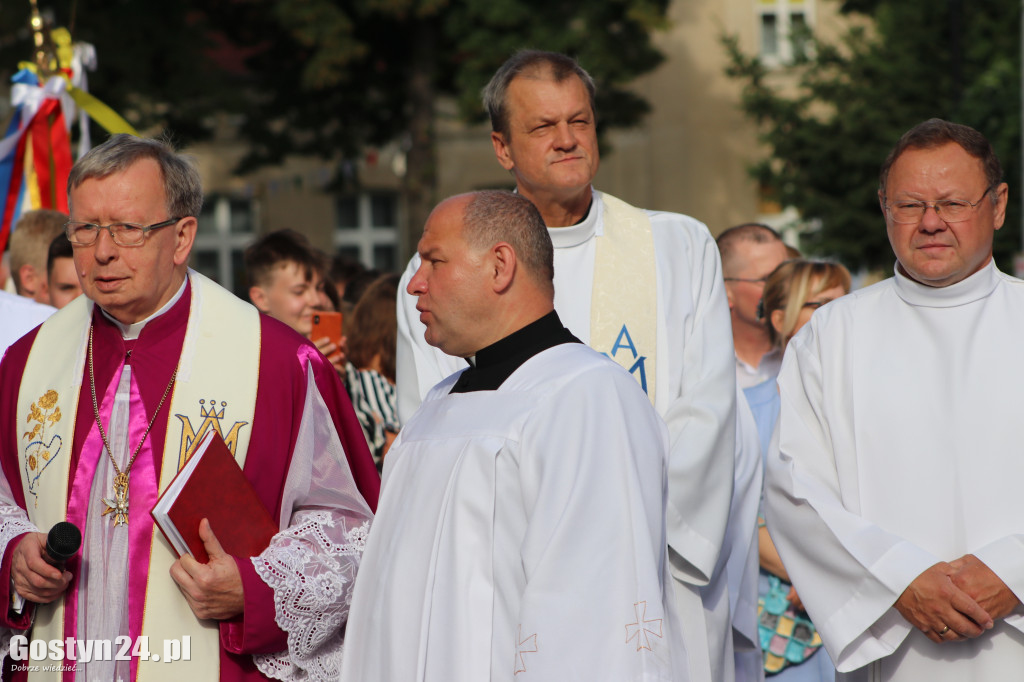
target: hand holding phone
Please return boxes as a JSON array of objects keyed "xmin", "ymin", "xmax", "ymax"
[
  {"xmin": 311, "ymin": 312, "xmax": 343, "ymax": 348},
  {"xmin": 311, "ymin": 312, "xmax": 345, "ymax": 371}
]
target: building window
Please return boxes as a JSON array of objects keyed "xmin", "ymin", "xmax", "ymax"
[
  {"xmin": 758, "ymin": 0, "xmax": 814, "ymax": 64},
  {"xmin": 191, "ymin": 194, "xmax": 257, "ymax": 297},
  {"xmin": 334, "ymin": 191, "xmax": 399, "ymax": 272},
  {"xmin": 760, "ymin": 13, "xmax": 779, "ymax": 57}
]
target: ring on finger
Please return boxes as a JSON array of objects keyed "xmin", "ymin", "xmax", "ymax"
[{"xmin": 938, "ymin": 625, "xmax": 950, "ymax": 636}]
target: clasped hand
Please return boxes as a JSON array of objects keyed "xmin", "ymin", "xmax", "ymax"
[{"xmin": 895, "ymin": 555, "xmax": 1018, "ymax": 644}]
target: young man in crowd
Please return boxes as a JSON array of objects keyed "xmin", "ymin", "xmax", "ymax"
[{"xmin": 45, "ymin": 232, "xmax": 83, "ymax": 309}]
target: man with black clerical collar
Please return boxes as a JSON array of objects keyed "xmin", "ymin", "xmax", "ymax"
[
  {"xmin": 341, "ymin": 190, "xmax": 687, "ymax": 681},
  {"xmin": 0, "ymin": 134, "xmax": 378, "ymax": 682}
]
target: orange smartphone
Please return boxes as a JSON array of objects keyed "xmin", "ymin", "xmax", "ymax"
[{"xmin": 311, "ymin": 311, "xmax": 343, "ymax": 347}]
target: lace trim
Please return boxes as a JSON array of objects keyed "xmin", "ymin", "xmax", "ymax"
[
  {"xmin": 0, "ymin": 507, "xmax": 38, "ymax": 658},
  {"xmin": 252, "ymin": 514, "xmax": 368, "ymax": 681}
]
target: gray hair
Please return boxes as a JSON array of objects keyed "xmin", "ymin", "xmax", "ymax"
[
  {"xmin": 482, "ymin": 50, "xmax": 597, "ymax": 139},
  {"xmin": 68, "ymin": 134, "xmax": 203, "ymax": 219},
  {"xmin": 462, "ymin": 191, "xmax": 554, "ymax": 292}
]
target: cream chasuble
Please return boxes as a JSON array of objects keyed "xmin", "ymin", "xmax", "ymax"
[
  {"xmin": 590, "ymin": 192, "xmax": 658, "ymax": 401},
  {"xmin": 766, "ymin": 262, "xmax": 1024, "ymax": 681},
  {"xmin": 16, "ymin": 271, "xmax": 259, "ymax": 682}
]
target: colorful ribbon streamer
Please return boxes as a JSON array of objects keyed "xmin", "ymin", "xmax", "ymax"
[{"xmin": 0, "ymin": 44, "xmax": 139, "ymax": 255}]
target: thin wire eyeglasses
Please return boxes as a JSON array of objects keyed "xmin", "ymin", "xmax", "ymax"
[
  {"xmin": 884, "ymin": 187, "xmax": 993, "ymax": 224},
  {"xmin": 723, "ymin": 276, "xmax": 769, "ymax": 285},
  {"xmin": 65, "ymin": 218, "xmax": 181, "ymax": 247}
]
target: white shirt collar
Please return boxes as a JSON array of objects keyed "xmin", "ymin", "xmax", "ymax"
[
  {"xmin": 542, "ymin": 188, "xmax": 603, "ymax": 249},
  {"xmin": 101, "ymin": 275, "xmax": 189, "ymax": 340}
]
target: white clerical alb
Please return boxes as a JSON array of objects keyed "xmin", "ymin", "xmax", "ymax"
[
  {"xmin": 342, "ymin": 342, "xmax": 687, "ymax": 681},
  {"xmin": 765, "ymin": 261, "xmax": 1024, "ymax": 682},
  {"xmin": 395, "ymin": 188, "xmax": 737, "ymax": 681}
]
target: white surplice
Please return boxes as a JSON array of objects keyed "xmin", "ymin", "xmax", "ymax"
[
  {"xmin": 341, "ymin": 343, "xmax": 688, "ymax": 681},
  {"xmin": 723, "ymin": 393, "xmax": 765, "ymax": 682},
  {"xmin": 765, "ymin": 261, "xmax": 1024, "ymax": 681},
  {"xmin": 396, "ymin": 189, "xmax": 737, "ymax": 681}
]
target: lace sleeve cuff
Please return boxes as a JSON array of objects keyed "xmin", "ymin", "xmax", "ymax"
[{"xmin": 250, "ymin": 513, "xmax": 368, "ymax": 682}]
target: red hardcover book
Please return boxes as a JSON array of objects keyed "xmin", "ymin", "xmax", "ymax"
[{"xmin": 151, "ymin": 429, "xmax": 278, "ymax": 563}]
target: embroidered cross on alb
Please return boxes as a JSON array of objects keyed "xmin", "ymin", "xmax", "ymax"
[
  {"xmin": 625, "ymin": 601, "xmax": 663, "ymax": 651},
  {"xmin": 514, "ymin": 624, "xmax": 538, "ymax": 675}
]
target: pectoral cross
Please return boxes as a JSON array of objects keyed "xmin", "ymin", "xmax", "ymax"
[{"xmin": 102, "ymin": 472, "xmax": 130, "ymax": 526}]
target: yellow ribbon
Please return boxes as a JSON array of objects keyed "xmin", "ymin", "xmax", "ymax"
[
  {"xmin": 19, "ymin": 42, "xmax": 138, "ymax": 138},
  {"xmin": 65, "ymin": 86, "xmax": 138, "ymax": 136}
]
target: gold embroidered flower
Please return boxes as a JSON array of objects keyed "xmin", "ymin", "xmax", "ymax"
[
  {"xmin": 28, "ymin": 455, "xmax": 37, "ymax": 471},
  {"xmin": 39, "ymin": 390, "xmax": 58, "ymax": 410}
]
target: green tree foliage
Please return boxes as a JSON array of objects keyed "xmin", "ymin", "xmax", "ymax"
[
  {"xmin": 724, "ymin": 0, "xmax": 1021, "ymax": 272},
  {"xmin": 2, "ymin": 0, "xmax": 670, "ymax": 258},
  {"xmin": 200, "ymin": 0, "xmax": 669, "ymax": 254}
]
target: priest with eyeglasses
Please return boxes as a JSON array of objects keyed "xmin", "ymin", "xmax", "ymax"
[
  {"xmin": 764, "ymin": 118, "xmax": 1024, "ymax": 681},
  {"xmin": 0, "ymin": 134, "xmax": 379, "ymax": 682}
]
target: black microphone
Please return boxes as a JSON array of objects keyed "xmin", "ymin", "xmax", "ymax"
[{"xmin": 43, "ymin": 521, "xmax": 81, "ymax": 569}]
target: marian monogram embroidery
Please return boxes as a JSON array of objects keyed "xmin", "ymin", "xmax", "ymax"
[
  {"xmin": 174, "ymin": 398, "xmax": 249, "ymax": 470},
  {"xmin": 603, "ymin": 324, "xmax": 649, "ymax": 394},
  {"xmin": 625, "ymin": 601, "xmax": 663, "ymax": 652},
  {"xmin": 22, "ymin": 389, "xmax": 62, "ymax": 507}
]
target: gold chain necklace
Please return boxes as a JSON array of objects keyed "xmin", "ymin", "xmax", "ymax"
[{"xmin": 89, "ymin": 325, "xmax": 177, "ymax": 526}]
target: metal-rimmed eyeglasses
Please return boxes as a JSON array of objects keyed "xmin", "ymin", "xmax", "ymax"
[
  {"xmin": 884, "ymin": 187, "xmax": 993, "ymax": 224},
  {"xmin": 65, "ymin": 218, "xmax": 181, "ymax": 247},
  {"xmin": 723, "ymin": 276, "xmax": 769, "ymax": 285}
]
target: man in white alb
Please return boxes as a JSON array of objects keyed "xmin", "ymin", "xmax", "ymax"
[
  {"xmin": 716, "ymin": 223, "xmax": 789, "ymax": 682},
  {"xmin": 765, "ymin": 118, "xmax": 1024, "ymax": 681},
  {"xmin": 716, "ymin": 223, "xmax": 790, "ymax": 389},
  {"xmin": 396, "ymin": 49, "xmax": 736, "ymax": 682},
  {"xmin": 342, "ymin": 190, "xmax": 686, "ymax": 681}
]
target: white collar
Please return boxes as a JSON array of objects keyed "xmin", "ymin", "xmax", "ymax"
[
  {"xmin": 542, "ymin": 188, "xmax": 604, "ymax": 249},
  {"xmin": 892, "ymin": 259, "xmax": 1000, "ymax": 308},
  {"xmin": 100, "ymin": 275, "xmax": 189, "ymax": 340}
]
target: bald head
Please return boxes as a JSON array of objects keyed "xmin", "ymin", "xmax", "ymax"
[
  {"xmin": 462, "ymin": 190, "xmax": 554, "ymax": 295},
  {"xmin": 716, "ymin": 223, "xmax": 785, "ymax": 276},
  {"xmin": 407, "ymin": 191, "xmax": 555, "ymax": 357}
]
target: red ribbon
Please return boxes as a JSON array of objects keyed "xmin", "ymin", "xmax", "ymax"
[
  {"xmin": 0, "ymin": 98, "xmax": 71, "ymax": 255},
  {"xmin": 29, "ymin": 97, "xmax": 71, "ymax": 212}
]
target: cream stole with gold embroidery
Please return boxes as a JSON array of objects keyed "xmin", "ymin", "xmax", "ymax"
[
  {"xmin": 16, "ymin": 271, "xmax": 260, "ymax": 682},
  {"xmin": 589, "ymin": 193, "xmax": 658, "ymax": 402}
]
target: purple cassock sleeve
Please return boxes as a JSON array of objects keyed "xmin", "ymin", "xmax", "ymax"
[
  {"xmin": 218, "ymin": 314, "xmax": 379, "ymax": 662},
  {"xmin": 0, "ymin": 328, "xmax": 41, "ymax": 629}
]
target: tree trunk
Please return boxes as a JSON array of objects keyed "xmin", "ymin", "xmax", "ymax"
[{"xmin": 401, "ymin": 19, "xmax": 437, "ymax": 264}]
